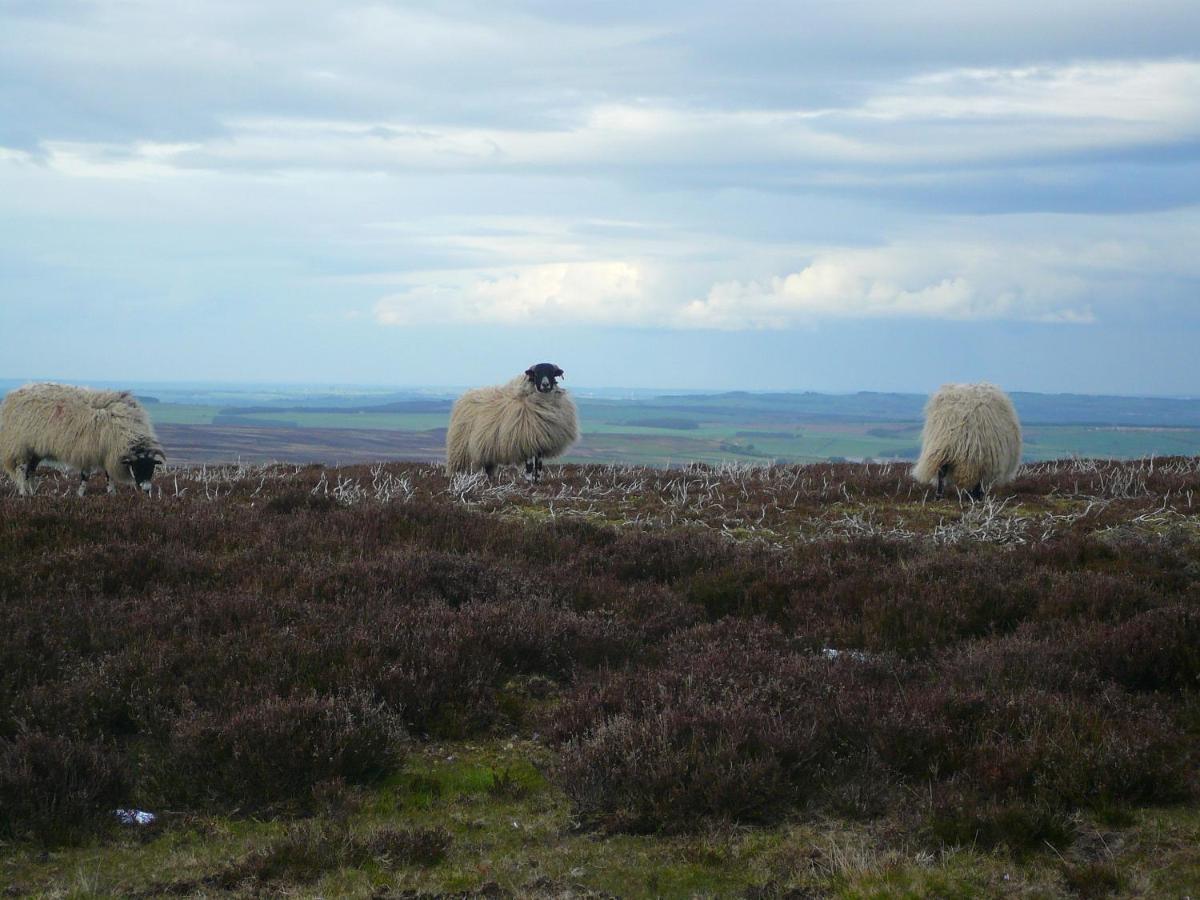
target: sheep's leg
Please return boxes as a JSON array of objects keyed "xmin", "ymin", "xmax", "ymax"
[
  {"xmin": 525, "ymin": 456, "xmax": 543, "ymax": 483},
  {"xmin": 483, "ymin": 463, "xmax": 495, "ymax": 480},
  {"xmin": 969, "ymin": 482, "xmax": 984, "ymax": 502},
  {"xmin": 105, "ymin": 471, "xmax": 116, "ymax": 495},
  {"xmin": 935, "ymin": 462, "xmax": 949, "ymax": 500},
  {"xmin": 19, "ymin": 456, "xmax": 40, "ymax": 496},
  {"xmin": 11, "ymin": 464, "xmax": 27, "ymax": 496},
  {"xmin": 77, "ymin": 471, "xmax": 89, "ymax": 497}
]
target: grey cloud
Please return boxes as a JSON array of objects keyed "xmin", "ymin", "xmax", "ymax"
[
  {"xmin": 0, "ymin": 0, "xmax": 666, "ymax": 145},
  {"xmin": 6, "ymin": 0, "xmax": 1199, "ymax": 149}
]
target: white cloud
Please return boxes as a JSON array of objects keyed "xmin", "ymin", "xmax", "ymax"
[
  {"xmin": 680, "ymin": 242, "xmax": 1098, "ymax": 329},
  {"xmin": 39, "ymin": 140, "xmax": 200, "ymax": 180},
  {"xmin": 369, "ymin": 238, "xmax": 1103, "ymax": 330},
  {"xmin": 374, "ymin": 260, "xmax": 657, "ymax": 326},
  {"xmin": 864, "ymin": 61, "xmax": 1200, "ymax": 126}
]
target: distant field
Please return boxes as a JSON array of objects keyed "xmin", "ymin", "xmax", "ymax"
[
  {"xmin": 1024, "ymin": 425, "xmax": 1200, "ymax": 459},
  {"xmin": 145, "ymin": 397, "xmax": 1200, "ymax": 466}
]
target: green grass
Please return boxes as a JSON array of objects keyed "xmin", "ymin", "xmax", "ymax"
[
  {"xmin": 5, "ymin": 741, "xmax": 1199, "ymax": 897},
  {"xmin": 1024, "ymin": 425, "xmax": 1200, "ymax": 459},
  {"xmin": 140, "ymin": 403, "xmax": 220, "ymax": 425}
]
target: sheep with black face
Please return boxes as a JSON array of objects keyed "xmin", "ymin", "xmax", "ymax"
[
  {"xmin": 446, "ymin": 363, "xmax": 580, "ymax": 481},
  {"xmin": 0, "ymin": 383, "xmax": 166, "ymax": 496}
]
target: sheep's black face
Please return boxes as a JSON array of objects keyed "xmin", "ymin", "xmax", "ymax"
[
  {"xmin": 525, "ymin": 363, "xmax": 564, "ymax": 394},
  {"xmin": 122, "ymin": 446, "xmax": 166, "ymax": 492}
]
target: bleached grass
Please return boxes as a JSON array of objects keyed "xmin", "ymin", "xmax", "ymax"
[{"xmin": 11, "ymin": 457, "xmax": 1199, "ymax": 549}]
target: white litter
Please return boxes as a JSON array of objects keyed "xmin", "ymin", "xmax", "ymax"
[
  {"xmin": 113, "ymin": 808, "xmax": 156, "ymax": 826},
  {"xmin": 820, "ymin": 647, "xmax": 874, "ymax": 662}
]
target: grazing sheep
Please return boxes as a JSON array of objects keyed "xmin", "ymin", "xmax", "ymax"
[
  {"xmin": 0, "ymin": 383, "xmax": 165, "ymax": 496},
  {"xmin": 446, "ymin": 363, "xmax": 580, "ymax": 481},
  {"xmin": 911, "ymin": 382, "xmax": 1021, "ymax": 500}
]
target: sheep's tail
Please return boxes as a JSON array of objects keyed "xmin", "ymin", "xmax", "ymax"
[
  {"xmin": 445, "ymin": 399, "xmax": 473, "ymax": 473},
  {"xmin": 911, "ymin": 445, "xmax": 945, "ymax": 485},
  {"xmin": 445, "ymin": 446, "xmax": 470, "ymax": 474}
]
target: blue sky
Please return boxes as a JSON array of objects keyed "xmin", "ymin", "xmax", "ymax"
[{"xmin": 2, "ymin": 0, "xmax": 1199, "ymax": 394}]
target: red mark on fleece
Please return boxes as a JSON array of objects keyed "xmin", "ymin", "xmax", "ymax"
[{"xmin": 52, "ymin": 402, "xmax": 65, "ymax": 421}]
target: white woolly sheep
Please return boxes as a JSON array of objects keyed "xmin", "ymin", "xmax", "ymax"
[
  {"xmin": 446, "ymin": 363, "xmax": 580, "ymax": 481},
  {"xmin": 911, "ymin": 382, "xmax": 1021, "ymax": 500},
  {"xmin": 0, "ymin": 383, "xmax": 166, "ymax": 496}
]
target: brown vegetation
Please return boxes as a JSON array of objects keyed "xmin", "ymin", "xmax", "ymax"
[{"xmin": 1, "ymin": 458, "xmax": 1197, "ymax": 856}]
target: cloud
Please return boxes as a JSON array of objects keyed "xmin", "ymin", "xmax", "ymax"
[
  {"xmin": 681, "ymin": 270, "xmax": 1093, "ymax": 330},
  {"xmin": 374, "ymin": 261, "xmax": 656, "ymax": 326},
  {"xmin": 865, "ymin": 62, "xmax": 1200, "ymax": 125},
  {"xmin": 9, "ymin": 57, "xmax": 1193, "ymax": 202},
  {"xmin": 369, "ymin": 237, "xmax": 1104, "ymax": 331},
  {"xmin": 680, "ymin": 240, "xmax": 1101, "ymax": 329}
]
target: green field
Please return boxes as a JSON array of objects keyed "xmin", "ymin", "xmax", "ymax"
[
  {"xmin": 137, "ymin": 403, "xmax": 227, "ymax": 426},
  {"xmin": 145, "ymin": 394, "xmax": 1200, "ymax": 466}
]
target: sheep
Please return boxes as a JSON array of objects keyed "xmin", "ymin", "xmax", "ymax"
[
  {"xmin": 0, "ymin": 383, "xmax": 166, "ymax": 496},
  {"xmin": 911, "ymin": 382, "xmax": 1021, "ymax": 500},
  {"xmin": 446, "ymin": 363, "xmax": 580, "ymax": 481}
]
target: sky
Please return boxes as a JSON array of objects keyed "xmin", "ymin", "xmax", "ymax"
[{"xmin": 2, "ymin": 0, "xmax": 1199, "ymax": 394}]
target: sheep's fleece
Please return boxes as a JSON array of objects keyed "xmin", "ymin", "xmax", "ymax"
[
  {"xmin": 0, "ymin": 382, "xmax": 164, "ymax": 492},
  {"xmin": 446, "ymin": 373, "xmax": 579, "ymax": 474},
  {"xmin": 912, "ymin": 382, "xmax": 1021, "ymax": 492}
]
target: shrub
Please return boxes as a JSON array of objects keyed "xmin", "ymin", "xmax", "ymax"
[
  {"xmin": 551, "ymin": 620, "xmax": 1195, "ymax": 833},
  {"xmin": 924, "ymin": 792, "xmax": 1076, "ymax": 854},
  {"xmin": 0, "ymin": 732, "xmax": 129, "ymax": 845},
  {"xmin": 553, "ymin": 621, "xmax": 870, "ymax": 831},
  {"xmin": 161, "ymin": 692, "xmax": 405, "ymax": 811},
  {"xmin": 2, "ymin": 459, "xmax": 1198, "ymax": 846}
]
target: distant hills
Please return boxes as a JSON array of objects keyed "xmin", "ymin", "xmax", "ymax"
[
  {"xmin": 208, "ymin": 388, "xmax": 1200, "ymax": 428},
  {"xmin": 588, "ymin": 390, "xmax": 1200, "ymax": 428},
  {"xmin": 2, "ymin": 380, "xmax": 1198, "ymax": 428},
  {"xmin": 5, "ymin": 380, "xmax": 1200, "ymax": 466}
]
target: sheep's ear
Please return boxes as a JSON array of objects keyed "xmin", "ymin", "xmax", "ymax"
[
  {"xmin": 525, "ymin": 368, "xmax": 536, "ymax": 378},
  {"xmin": 554, "ymin": 367, "xmax": 564, "ymax": 378}
]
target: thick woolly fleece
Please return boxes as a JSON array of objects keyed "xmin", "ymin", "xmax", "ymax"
[
  {"xmin": 446, "ymin": 375, "xmax": 579, "ymax": 474},
  {"xmin": 912, "ymin": 382, "xmax": 1022, "ymax": 492},
  {"xmin": 0, "ymin": 383, "xmax": 163, "ymax": 493}
]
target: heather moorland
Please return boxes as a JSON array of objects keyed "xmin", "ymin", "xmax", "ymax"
[{"xmin": 2, "ymin": 459, "xmax": 1198, "ymax": 897}]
